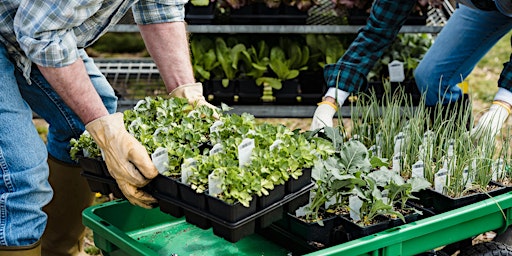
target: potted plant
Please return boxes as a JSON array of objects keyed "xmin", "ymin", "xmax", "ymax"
[{"xmin": 211, "ymin": 37, "xmax": 246, "ymax": 105}]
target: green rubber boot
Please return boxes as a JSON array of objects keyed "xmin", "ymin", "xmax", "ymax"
[
  {"xmin": 0, "ymin": 240, "xmax": 41, "ymax": 256},
  {"xmin": 42, "ymin": 155, "xmax": 95, "ymax": 256}
]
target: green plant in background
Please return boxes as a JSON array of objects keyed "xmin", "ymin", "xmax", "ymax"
[
  {"xmin": 256, "ymin": 38, "xmax": 309, "ymax": 90},
  {"xmin": 239, "ymin": 40, "xmax": 270, "ymax": 80},
  {"xmin": 190, "ymin": 0, "xmax": 211, "ymax": 6},
  {"xmin": 367, "ymin": 33, "xmax": 433, "ymax": 82},
  {"xmin": 215, "ymin": 37, "xmax": 246, "ymax": 87},
  {"xmin": 305, "ymin": 34, "xmax": 345, "ymax": 70},
  {"xmin": 190, "ymin": 36, "xmax": 219, "ymax": 82}
]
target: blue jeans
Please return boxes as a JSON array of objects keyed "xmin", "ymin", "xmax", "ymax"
[
  {"xmin": 414, "ymin": 4, "xmax": 512, "ymax": 106},
  {"xmin": 0, "ymin": 45, "xmax": 117, "ymax": 246}
]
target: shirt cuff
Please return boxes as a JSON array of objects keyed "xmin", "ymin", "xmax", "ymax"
[
  {"xmin": 324, "ymin": 88, "xmax": 350, "ymax": 107},
  {"xmin": 494, "ymin": 88, "xmax": 512, "ymax": 106}
]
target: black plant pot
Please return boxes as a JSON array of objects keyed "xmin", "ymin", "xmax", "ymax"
[
  {"xmin": 257, "ymin": 184, "xmax": 286, "ymax": 228},
  {"xmin": 207, "ymin": 195, "xmax": 258, "ymax": 242},
  {"xmin": 185, "ymin": 2, "xmax": 215, "ymax": 24},
  {"xmin": 78, "ymin": 157, "xmax": 124, "ymax": 199},
  {"xmin": 286, "ymin": 168, "xmax": 313, "ymax": 194},
  {"xmin": 149, "ymin": 175, "xmax": 183, "ymax": 218},
  {"xmin": 273, "ymin": 79, "xmax": 299, "ymax": 104},
  {"xmin": 179, "ymin": 182, "xmax": 210, "ymax": 229},
  {"xmin": 338, "ymin": 214, "xmax": 391, "ymax": 241},
  {"xmin": 210, "ymin": 79, "xmax": 236, "ymax": 105},
  {"xmin": 236, "ymin": 79, "xmax": 262, "ymax": 104},
  {"xmin": 298, "ymin": 72, "xmax": 326, "ymax": 105},
  {"xmin": 287, "ymin": 212, "xmax": 341, "ymax": 247}
]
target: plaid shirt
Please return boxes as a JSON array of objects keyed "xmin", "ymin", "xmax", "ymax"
[
  {"xmin": 324, "ymin": 0, "xmax": 417, "ymax": 93},
  {"xmin": 0, "ymin": 0, "xmax": 187, "ymax": 80}
]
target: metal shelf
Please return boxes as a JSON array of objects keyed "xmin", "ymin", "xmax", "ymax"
[{"xmin": 109, "ymin": 24, "xmax": 443, "ymax": 34}]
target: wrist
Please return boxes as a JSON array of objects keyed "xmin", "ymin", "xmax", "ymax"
[{"xmin": 493, "ymin": 100, "xmax": 512, "ymax": 115}]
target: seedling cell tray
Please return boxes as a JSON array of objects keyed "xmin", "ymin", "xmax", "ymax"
[{"xmin": 153, "ymin": 182, "xmax": 313, "ymax": 242}]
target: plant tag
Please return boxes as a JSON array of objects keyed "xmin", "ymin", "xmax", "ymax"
[
  {"xmin": 394, "ymin": 132, "xmax": 405, "ymax": 155},
  {"xmin": 151, "ymin": 147, "xmax": 169, "ymax": 175},
  {"xmin": 238, "ymin": 138, "xmax": 255, "ymax": 168},
  {"xmin": 209, "ymin": 120, "xmax": 224, "ymax": 134},
  {"xmin": 412, "ymin": 160, "xmax": 424, "ymax": 178},
  {"xmin": 349, "ymin": 195, "xmax": 362, "ymax": 222},
  {"xmin": 463, "ymin": 167, "xmax": 472, "ymax": 189},
  {"xmin": 208, "ymin": 171, "xmax": 223, "ymax": 197},
  {"xmin": 181, "ymin": 158, "xmax": 197, "ymax": 185},
  {"xmin": 210, "ymin": 143, "xmax": 224, "ymax": 156},
  {"xmin": 83, "ymin": 149, "xmax": 91, "ymax": 158},
  {"xmin": 369, "ymin": 145, "xmax": 377, "ymax": 156},
  {"xmin": 447, "ymin": 139, "xmax": 455, "ymax": 158},
  {"xmin": 270, "ymin": 139, "xmax": 283, "ymax": 151},
  {"xmin": 133, "ymin": 99, "xmax": 147, "ymax": 111},
  {"xmin": 186, "ymin": 110, "xmax": 199, "ymax": 118},
  {"xmin": 435, "ymin": 169, "xmax": 448, "ymax": 193},
  {"xmin": 388, "ymin": 60, "xmax": 405, "ymax": 82},
  {"xmin": 392, "ymin": 153, "xmax": 402, "ymax": 173},
  {"xmin": 492, "ymin": 158, "xmax": 505, "ymax": 181}
]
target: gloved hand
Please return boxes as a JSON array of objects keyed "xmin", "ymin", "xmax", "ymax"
[
  {"xmin": 86, "ymin": 113, "xmax": 159, "ymax": 209},
  {"xmin": 310, "ymin": 101, "xmax": 338, "ymax": 131},
  {"xmin": 471, "ymin": 101, "xmax": 511, "ymax": 141},
  {"xmin": 169, "ymin": 82, "xmax": 219, "ymax": 117}
]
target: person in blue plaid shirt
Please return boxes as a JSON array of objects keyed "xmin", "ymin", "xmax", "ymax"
[
  {"xmin": 311, "ymin": 0, "xmax": 512, "ymax": 141},
  {"xmin": 0, "ymin": 0, "xmax": 216, "ymax": 254}
]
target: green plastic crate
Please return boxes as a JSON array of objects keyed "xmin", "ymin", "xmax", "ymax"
[
  {"xmin": 82, "ymin": 199, "xmax": 292, "ymax": 255},
  {"xmin": 84, "ymin": 192, "xmax": 512, "ymax": 256}
]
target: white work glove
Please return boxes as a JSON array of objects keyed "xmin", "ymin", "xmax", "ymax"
[
  {"xmin": 310, "ymin": 88, "xmax": 350, "ymax": 131},
  {"xmin": 169, "ymin": 82, "xmax": 219, "ymax": 117},
  {"xmin": 86, "ymin": 113, "xmax": 159, "ymax": 209},
  {"xmin": 310, "ymin": 101, "xmax": 338, "ymax": 131},
  {"xmin": 471, "ymin": 101, "xmax": 511, "ymax": 141}
]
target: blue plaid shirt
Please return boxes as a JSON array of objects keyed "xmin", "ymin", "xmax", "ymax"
[
  {"xmin": 324, "ymin": 0, "xmax": 418, "ymax": 93},
  {"xmin": 0, "ymin": 0, "xmax": 187, "ymax": 80}
]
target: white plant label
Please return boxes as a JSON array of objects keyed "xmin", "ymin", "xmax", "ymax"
[
  {"xmin": 238, "ymin": 138, "xmax": 255, "ymax": 168},
  {"xmin": 210, "ymin": 143, "xmax": 224, "ymax": 156},
  {"xmin": 392, "ymin": 153, "xmax": 402, "ymax": 173},
  {"xmin": 186, "ymin": 110, "xmax": 199, "ymax": 118},
  {"xmin": 435, "ymin": 169, "xmax": 448, "ymax": 193},
  {"xmin": 412, "ymin": 160, "xmax": 425, "ymax": 178},
  {"xmin": 151, "ymin": 147, "xmax": 169, "ymax": 175},
  {"xmin": 349, "ymin": 195, "xmax": 363, "ymax": 222},
  {"xmin": 394, "ymin": 132, "xmax": 405, "ymax": 155},
  {"xmin": 381, "ymin": 190, "xmax": 389, "ymax": 205},
  {"xmin": 208, "ymin": 171, "xmax": 223, "ymax": 197},
  {"xmin": 463, "ymin": 167, "xmax": 472, "ymax": 189},
  {"xmin": 83, "ymin": 149, "xmax": 91, "ymax": 158},
  {"xmin": 209, "ymin": 120, "xmax": 224, "ymax": 134},
  {"xmin": 388, "ymin": 60, "xmax": 405, "ymax": 82},
  {"xmin": 492, "ymin": 158, "xmax": 505, "ymax": 181},
  {"xmin": 270, "ymin": 139, "xmax": 283, "ymax": 151},
  {"xmin": 181, "ymin": 158, "xmax": 197, "ymax": 185},
  {"xmin": 447, "ymin": 139, "xmax": 455, "ymax": 158}
]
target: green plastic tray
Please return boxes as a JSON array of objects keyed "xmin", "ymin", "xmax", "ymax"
[
  {"xmin": 85, "ymin": 191, "xmax": 512, "ymax": 256},
  {"xmin": 82, "ymin": 199, "xmax": 292, "ymax": 255}
]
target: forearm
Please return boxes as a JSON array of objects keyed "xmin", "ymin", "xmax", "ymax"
[
  {"xmin": 37, "ymin": 60, "xmax": 109, "ymax": 124},
  {"xmin": 138, "ymin": 22, "xmax": 195, "ymax": 92}
]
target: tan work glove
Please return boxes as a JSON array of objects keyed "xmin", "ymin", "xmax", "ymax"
[
  {"xmin": 169, "ymin": 82, "xmax": 219, "ymax": 116},
  {"xmin": 86, "ymin": 113, "xmax": 158, "ymax": 209},
  {"xmin": 471, "ymin": 101, "xmax": 511, "ymax": 141},
  {"xmin": 310, "ymin": 101, "xmax": 338, "ymax": 131}
]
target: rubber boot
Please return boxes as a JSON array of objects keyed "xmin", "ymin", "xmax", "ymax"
[
  {"xmin": 0, "ymin": 240, "xmax": 41, "ymax": 256},
  {"xmin": 42, "ymin": 155, "xmax": 95, "ymax": 256}
]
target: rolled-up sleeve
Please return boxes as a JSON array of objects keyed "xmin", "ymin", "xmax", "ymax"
[
  {"xmin": 13, "ymin": 0, "xmax": 97, "ymax": 67},
  {"xmin": 133, "ymin": 0, "xmax": 188, "ymax": 24}
]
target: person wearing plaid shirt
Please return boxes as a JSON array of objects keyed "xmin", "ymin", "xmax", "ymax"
[
  {"xmin": 311, "ymin": 0, "xmax": 512, "ymax": 141},
  {"xmin": 0, "ymin": 0, "xmax": 216, "ymax": 254}
]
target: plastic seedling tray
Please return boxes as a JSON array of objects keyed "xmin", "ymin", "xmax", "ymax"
[
  {"xmin": 153, "ymin": 182, "xmax": 314, "ymax": 242},
  {"xmin": 83, "ymin": 199, "xmax": 292, "ymax": 256}
]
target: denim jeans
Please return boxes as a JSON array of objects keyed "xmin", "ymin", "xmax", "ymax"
[
  {"xmin": 0, "ymin": 44, "xmax": 117, "ymax": 245},
  {"xmin": 414, "ymin": 4, "xmax": 512, "ymax": 106}
]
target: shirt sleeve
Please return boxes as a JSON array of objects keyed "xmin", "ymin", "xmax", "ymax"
[
  {"xmin": 13, "ymin": 0, "xmax": 97, "ymax": 68},
  {"xmin": 132, "ymin": 0, "xmax": 188, "ymax": 24},
  {"xmin": 324, "ymin": 0, "xmax": 417, "ymax": 93}
]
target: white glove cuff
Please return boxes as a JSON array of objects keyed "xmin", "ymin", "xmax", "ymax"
[
  {"xmin": 324, "ymin": 88, "xmax": 350, "ymax": 108},
  {"xmin": 494, "ymin": 88, "xmax": 512, "ymax": 107}
]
